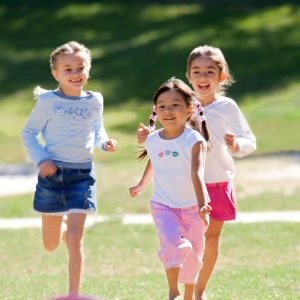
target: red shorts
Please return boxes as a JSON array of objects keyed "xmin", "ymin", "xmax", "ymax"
[{"xmin": 206, "ymin": 181, "xmax": 236, "ymax": 221}]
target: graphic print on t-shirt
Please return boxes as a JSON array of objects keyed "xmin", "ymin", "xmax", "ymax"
[{"xmin": 157, "ymin": 150, "xmax": 180, "ymax": 158}]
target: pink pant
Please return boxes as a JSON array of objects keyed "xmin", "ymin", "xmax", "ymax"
[{"xmin": 151, "ymin": 201, "xmax": 207, "ymax": 284}]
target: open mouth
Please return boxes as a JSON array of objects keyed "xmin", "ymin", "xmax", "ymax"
[
  {"xmin": 69, "ymin": 79, "xmax": 82, "ymax": 83},
  {"xmin": 198, "ymin": 83, "xmax": 209, "ymax": 90}
]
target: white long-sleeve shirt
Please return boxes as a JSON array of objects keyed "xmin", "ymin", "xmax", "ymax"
[
  {"xmin": 204, "ymin": 96, "xmax": 256, "ymax": 183},
  {"xmin": 22, "ymin": 90, "xmax": 108, "ymax": 168}
]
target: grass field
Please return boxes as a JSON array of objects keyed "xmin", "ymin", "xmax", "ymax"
[
  {"xmin": 0, "ymin": 222, "xmax": 299, "ymax": 300},
  {"xmin": 0, "ymin": 2, "xmax": 300, "ymax": 299},
  {"xmin": 0, "ymin": 2, "xmax": 300, "ymax": 163}
]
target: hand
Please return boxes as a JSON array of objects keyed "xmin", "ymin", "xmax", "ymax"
[
  {"xmin": 103, "ymin": 139, "xmax": 118, "ymax": 152},
  {"xmin": 137, "ymin": 123, "xmax": 151, "ymax": 144},
  {"xmin": 38, "ymin": 160, "xmax": 58, "ymax": 177},
  {"xmin": 224, "ymin": 132, "xmax": 240, "ymax": 153},
  {"xmin": 199, "ymin": 204, "xmax": 212, "ymax": 226},
  {"xmin": 129, "ymin": 183, "xmax": 144, "ymax": 197}
]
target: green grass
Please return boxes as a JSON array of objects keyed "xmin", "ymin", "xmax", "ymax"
[
  {"xmin": 0, "ymin": 3, "xmax": 300, "ymax": 299},
  {"xmin": 0, "ymin": 2, "xmax": 300, "ymax": 163},
  {"xmin": 0, "ymin": 222, "xmax": 299, "ymax": 300}
]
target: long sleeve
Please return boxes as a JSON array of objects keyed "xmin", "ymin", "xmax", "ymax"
[
  {"xmin": 228, "ymin": 102, "xmax": 256, "ymax": 158},
  {"xmin": 22, "ymin": 99, "xmax": 50, "ymax": 165},
  {"xmin": 93, "ymin": 92, "xmax": 109, "ymax": 150}
]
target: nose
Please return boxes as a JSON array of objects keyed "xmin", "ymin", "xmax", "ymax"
[
  {"xmin": 199, "ymin": 72, "xmax": 208, "ymax": 79},
  {"xmin": 163, "ymin": 106, "xmax": 174, "ymax": 113}
]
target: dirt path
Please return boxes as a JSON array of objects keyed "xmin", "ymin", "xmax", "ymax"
[
  {"xmin": 1, "ymin": 152, "xmax": 299, "ymax": 197},
  {"xmin": 0, "ymin": 152, "xmax": 299, "ymax": 228},
  {"xmin": 234, "ymin": 152, "xmax": 300, "ymax": 198}
]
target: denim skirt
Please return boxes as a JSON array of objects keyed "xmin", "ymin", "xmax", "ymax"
[{"xmin": 34, "ymin": 166, "xmax": 96, "ymax": 215}]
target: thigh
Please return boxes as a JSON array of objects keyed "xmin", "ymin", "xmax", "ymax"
[
  {"xmin": 151, "ymin": 201, "xmax": 182, "ymax": 243},
  {"xmin": 181, "ymin": 206, "xmax": 206, "ymax": 251},
  {"xmin": 65, "ymin": 168, "xmax": 96, "ymax": 213},
  {"xmin": 42, "ymin": 214, "xmax": 64, "ymax": 243},
  {"xmin": 207, "ymin": 182, "xmax": 236, "ymax": 221}
]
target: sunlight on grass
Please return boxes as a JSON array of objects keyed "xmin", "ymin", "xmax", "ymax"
[
  {"xmin": 140, "ymin": 4, "xmax": 202, "ymax": 21},
  {"xmin": 235, "ymin": 5, "xmax": 299, "ymax": 33},
  {"xmin": 0, "ymin": 222, "xmax": 299, "ymax": 299}
]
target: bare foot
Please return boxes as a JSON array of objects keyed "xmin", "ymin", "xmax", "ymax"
[{"xmin": 169, "ymin": 293, "xmax": 182, "ymax": 300}]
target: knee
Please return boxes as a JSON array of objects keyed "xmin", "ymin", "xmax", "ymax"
[
  {"xmin": 66, "ymin": 230, "xmax": 83, "ymax": 251},
  {"xmin": 159, "ymin": 238, "xmax": 192, "ymax": 267},
  {"xmin": 43, "ymin": 238, "xmax": 60, "ymax": 252},
  {"xmin": 205, "ymin": 232, "xmax": 221, "ymax": 246}
]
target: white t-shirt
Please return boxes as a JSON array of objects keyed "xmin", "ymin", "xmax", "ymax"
[
  {"xmin": 204, "ymin": 96, "xmax": 256, "ymax": 183},
  {"xmin": 145, "ymin": 127, "xmax": 207, "ymax": 208}
]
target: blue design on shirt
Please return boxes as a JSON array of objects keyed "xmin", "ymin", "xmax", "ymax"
[{"xmin": 54, "ymin": 105, "xmax": 92, "ymax": 119}]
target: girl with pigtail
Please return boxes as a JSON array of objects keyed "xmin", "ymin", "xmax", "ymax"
[
  {"xmin": 137, "ymin": 45, "xmax": 256, "ymax": 300},
  {"xmin": 129, "ymin": 77, "xmax": 211, "ymax": 300}
]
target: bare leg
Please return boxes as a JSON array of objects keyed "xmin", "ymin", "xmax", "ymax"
[
  {"xmin": 194, "ymin": 219, "xmax": 224, "ymax": 300},
  {"xmin": 42, "ymin": 214, "xmax": 64, "ymax": 251},
  {"xmin": 184, "ymin": 283, "xmax": 195, "ymax": 300},
  {"xmin": 166, "ymin": 268, "xmax": 181, "ymax": 300},
  {"xmin": 65, "ymin": 213, "xmax": 86, "ymax": 296}
]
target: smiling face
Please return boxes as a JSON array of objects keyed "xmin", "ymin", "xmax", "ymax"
[
  {"xmin": 187, "ymin": 56, "xmax": 225, "ymax": 104},
  {"xmin": 51, "ymin": 52, "xmax": 90, "ymax": 96},
  {"xmin": 156, "ymin": 89, "xmax": 192, "ymax": 138}
]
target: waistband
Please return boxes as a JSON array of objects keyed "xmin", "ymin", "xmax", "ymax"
[{"xmin": 206, "ymin": 181, "xmax": 229, "ymax": 188}]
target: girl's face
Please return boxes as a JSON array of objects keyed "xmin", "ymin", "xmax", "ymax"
[
  {"xmin": 156, "ymin": 90, "xmax": 192, "ymax": 134},
  {"xmin": 188, "ymin": 56, "xmax": 224, "ymax": 102},
  {"xmin": 51, "ymin": 52, "xmax": 90, "ymax": 96}
]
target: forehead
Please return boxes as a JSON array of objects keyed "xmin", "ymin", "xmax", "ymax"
[
  {"xmin": 157, "ymin": 90, "xmax": 185, "ymax": 103},
  {"xmin": 190, "ymin": 56, "xmax": 219, "ymax": 70},
  {"xmin": 56, "ymin": 52, "xmax": 89, "ymax": 66}
]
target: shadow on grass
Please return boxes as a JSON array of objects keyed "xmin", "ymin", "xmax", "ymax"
[{"xmin": 0, "ymin": 2, "xmax": 300, "ymax": 105}]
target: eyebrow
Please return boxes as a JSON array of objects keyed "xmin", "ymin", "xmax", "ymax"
[
  {"xmin": 157, "ymin": 98, "xmax": 183, "ymax": 104},
  {"xmin": 62, "ymin": 63, "xmax": 85, "ymax": 67},
  {"xmin": 191, "ymin": 65, "xmax": 218, "ymax": 70}
]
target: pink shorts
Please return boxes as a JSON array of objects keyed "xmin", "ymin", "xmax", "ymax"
[
  {"xmin": 206, "ymin": 181, "xmax": 236, "ymax": 221},
  {"xmin": 151, "ymin": 201, "xmax": 207, "ymax": 284}
]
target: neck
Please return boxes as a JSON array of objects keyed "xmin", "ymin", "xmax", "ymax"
[
  {"xmin": 198, "ymin": 93, "xmax": 218, "ymax": 107},
  {"xmin": 160, "ymin": 126, "xmax": 185, "ymax": 139},
  {"xmin": 59, "ymin": 87, "xmax": 85, "ymax": 97}
]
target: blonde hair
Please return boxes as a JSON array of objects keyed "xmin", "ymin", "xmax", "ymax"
[
  {"xmin": 50, "ymin": 41, "xmax": 92, "ymax": 70},
  {"xmin": 33, "ymin": 41, "xmax": 92, "ymax": 100},
  {"xmin": 186, "ymin": 45, "xmax": 234, "ymax": 95}
]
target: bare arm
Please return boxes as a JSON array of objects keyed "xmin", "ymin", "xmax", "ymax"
[
  {"xmin": 129, "ymin": 160, "xmax": 153, "ymax": 197},
  {"xmin": 191, "ymin": 141, "xmax": 211, "ymax": 224}
]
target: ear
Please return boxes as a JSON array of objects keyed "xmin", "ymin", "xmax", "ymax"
[
  {"xmin": 51, "ymin": 68, "xmax": 59, "ymax": 82},
  {"xmin": 187, "ymin": 106, "xmax": 193, "ymax": 118},
  {"xmin": 219, "ymin": 71, "xmax": 227, "ymax": 82}
]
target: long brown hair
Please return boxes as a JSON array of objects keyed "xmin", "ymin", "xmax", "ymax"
[{"xmin": 186, "ymin": 45, "xmax": 234, "ymax": 95}]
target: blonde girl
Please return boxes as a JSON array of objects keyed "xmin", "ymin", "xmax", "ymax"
[
  {"xmin": 22, "ymin": 41, "xmax": 117, "ymax": 297},
  {"xmin": 130, "ymin": 77, "xmax": 211, "ymax": 300},
  {"xmin": 137, "ymin": 45, "xmax": 256, "ymax": 300}
]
